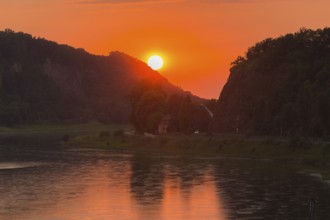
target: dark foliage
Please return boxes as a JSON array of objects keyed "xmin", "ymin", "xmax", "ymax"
[
  {"xmin": 129, "ymin": 81, "xmax": 212, "ymax": 134},
  {"xmin": 0, "ymin": 29, "xmax": 196, "ymax": 125},
  {"xmin": 99, "ymin": 131, "xmax": 110, "ymax": 138},
  {"xmin": 62, "ymin": 134, "xmax": 70, "ymax": 142},
  {"xmin": 129, "ymin": 81, "xmax": 168, "ymax": 133},
  {"xmin": 214, "ymin": 27, "xmax": 330, "ymax": 137},
  {"xmin": 113, "ymin": 129, "xmax": 124, "ymax": 136},
  {"xmin": 168, "ymin": 94, "xmax": 211, "ymax": 134}
]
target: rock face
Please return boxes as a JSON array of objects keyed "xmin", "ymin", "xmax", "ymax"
[
  {"xmin": 0, "ymin": 29, "xmax": 196, "ymax": 124},
  {"xmin": 214, "ymin": 28, "xmax": 330, "ymax": 136}
]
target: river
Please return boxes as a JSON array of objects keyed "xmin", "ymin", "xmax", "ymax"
[{"xmin": 0, "ymin": 136, "xmax": 329, "ymax": 219}]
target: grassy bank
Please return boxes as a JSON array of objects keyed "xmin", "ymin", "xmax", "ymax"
[
  {"xmin": 0, "ymin": 122, "xmax": 131, "ymax": 137},
  {"xmin": 67, "ymin": 132, "xmax": 330, "ymax": 179},
  {"xmin": 68, "ymin": 132, "xmax": 330, "ymax": 163},
  {"xmin": 2, "ymin": 123, "xmax": 330, "ymax": 179}
]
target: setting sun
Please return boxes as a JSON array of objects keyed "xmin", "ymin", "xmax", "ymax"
[
  {"xmin": 1, "ymin": 0, "xmax": 330, "ymax": 219},
  {"xmin": 147, "ymin": 55, "xmax": 164, "ymax": 70}
]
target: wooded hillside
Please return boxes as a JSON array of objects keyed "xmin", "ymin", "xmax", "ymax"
[
  {"xmin": 0, "ymin": 29, "xmax": 196, "ymax": 125},
  {"xmin": 215, "ymin": 28, "xmax": 330, "ymax": 136}
]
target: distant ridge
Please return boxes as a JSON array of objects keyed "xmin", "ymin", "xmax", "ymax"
[{"xmin": 0, "ymin": 29, "xmax": 201, "ymax": 125}]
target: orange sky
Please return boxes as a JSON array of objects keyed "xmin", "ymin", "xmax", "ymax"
[{"xmin": 1, "ymin": 0, "xmax": 330, "ymax": 98}]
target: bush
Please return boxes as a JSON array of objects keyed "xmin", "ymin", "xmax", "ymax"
[
  {"xmin": 113, "ymin": 129, "xmax": 124, "ymax": 136},
  {"xmin": 99, "ymin": 131, "xmax": 110, "ymax": 138},
  {"xmin": 62, "ymin": 134, "xmax": 70, "ymax": 142},
  {"xmin": 290, "ymin": 136, "xmax": 311, "ymax": 149},
  {"xmin": 159, "ymin": 137, "xmax": 169, "ymax": 144}
]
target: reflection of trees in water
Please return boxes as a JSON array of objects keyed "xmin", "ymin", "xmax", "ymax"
[
  {"xmin": 170, "ymin": 160, "xmax": 213, "ymax": 198},
  {"xmin": 129, "ymin": 154, "xmax": 165, "ymax": 206},
  {"xmin": 129, "ymin": 156, "xmax": 209, "ymax": 205},
  {"xmin": 129, "ymin": 156, "xmax": 214, "ymax": 204},
  {"xmin": 213, "ymin": 160, "xmax": 330, "ymax": 219}
]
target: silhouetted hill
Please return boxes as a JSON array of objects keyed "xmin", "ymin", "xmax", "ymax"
[
  {"xmin": 0, "ymin": 29, "xmax": 199, "ymax": 125},
  {"xmin": 214, "ymin": 28, "xmax": 330, "ymax": 136}
]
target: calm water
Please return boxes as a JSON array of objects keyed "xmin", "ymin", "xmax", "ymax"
[{"xmin": 0, "ymin": 136, "xmax": 330, "ymax": 220}]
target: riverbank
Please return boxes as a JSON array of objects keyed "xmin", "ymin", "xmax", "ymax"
[
  {"xmin": 67, "ymin": 132, "xmax": 330, "ymax": 174},
  {"xmin": 1, "ymin": 123, "xmax": 330, "ymax": 180},
  {"xmin": 0, "ymin": 122, "xmax": 131, "ymax": 137}
]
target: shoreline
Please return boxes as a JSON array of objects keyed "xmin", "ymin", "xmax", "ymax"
[
  {"xmin": 1, "ymin": 123, "xmax": 329, "ymax": 183},
  {"xmin": 67, "ymin": 132, "xmax": 330, "ymax": 179},
  {"xmin": 0, "ymin": 122, "xmax": 131, "ymax": 137}
]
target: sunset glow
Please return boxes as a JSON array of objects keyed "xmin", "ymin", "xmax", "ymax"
[
  {"xmin": 1, "ymin": 0, "xmax": 329, "ymax": 98},
  {"xmin": 1, "ymin": 0, "xmax": 330, "ymax": 216}
]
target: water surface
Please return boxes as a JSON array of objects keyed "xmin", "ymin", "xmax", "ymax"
[{"xmin": 0, "ymin": 136, "xmax": 329, "ymax": 219}]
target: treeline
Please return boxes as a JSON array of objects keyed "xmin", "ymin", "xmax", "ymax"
[
  {"xmin": 0, "ymin": 29, "xmax": 196, "ymax": 126},
  {"xmin": 214, "ymin": 27, "xmax": 330, "ymax": 137},
  {"xmin": 129, "ymin": 81, "xmax": 215, "ymax": 134}
]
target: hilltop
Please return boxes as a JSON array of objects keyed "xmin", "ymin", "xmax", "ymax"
[
  {"xmin": 0, "ymin": 29, "xmax": 199, "ymax": 125},
  {"xmin": 214, "ymin": 27, "xmax": 330, "ymax": 137}
]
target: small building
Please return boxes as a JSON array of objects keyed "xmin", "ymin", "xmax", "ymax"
[{"xmin": 158, "ymin": 115, "xmax": 171, "ymax": 135}]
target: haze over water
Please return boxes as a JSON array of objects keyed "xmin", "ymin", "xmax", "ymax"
[{"xmin": 1, "ymin": 137, "xmax": 330, "ymax": 220}]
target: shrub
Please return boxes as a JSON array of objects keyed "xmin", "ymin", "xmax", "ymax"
[
  {"xmin": 62, "ymin": 134, "xmax": 70, "ymax": 142},
  {"xmin": 113, "ymin": 129, "xmax": 124, "ymax": 136},
  {"xmin": 159, "ymin": 137, "xmax": 169, "ymax": 144},
  {"xmin": 99, "ymin": 131, "xmax": 110, "ymax": 138}
]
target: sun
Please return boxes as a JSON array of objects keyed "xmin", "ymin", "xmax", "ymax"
[{"xmin": 147, "ymin": 55, "xmax": 164, "ymax": 70}]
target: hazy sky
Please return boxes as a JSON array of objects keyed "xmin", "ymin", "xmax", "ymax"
[{"xmin": 1, "ymin": 0, "xmax": 329, "ymax": 98}]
